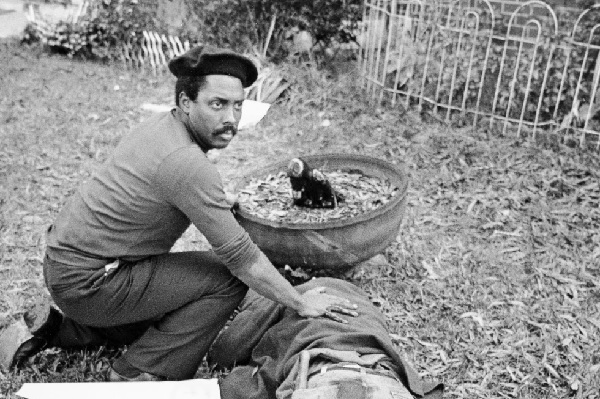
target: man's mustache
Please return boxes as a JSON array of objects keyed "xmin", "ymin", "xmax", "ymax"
[{"xmin": 216, "ymin": 126, "xmax": 237, "ymax": 135}]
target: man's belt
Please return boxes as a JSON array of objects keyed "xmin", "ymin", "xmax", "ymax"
[
  {"xmin": 307, "ymin": 362, "xmax": 400, "ymax": 381},
  {"xmin": 296, "ymin": 350, "xmax": 400, "ymax": 390}
]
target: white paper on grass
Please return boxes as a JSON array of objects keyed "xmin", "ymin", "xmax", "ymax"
[
  {"xmin": 238, "ymin": 100, "xmax": 271, "ymax": 130},
  {"xmin": 15, "ymin": 379, "xmax": 221, "ymax": 399},
  {"xmin": 139, "ymin": 100, "xmax": 271, "ymax": 131},
  {"xmin": 140, "ymin": 103, "xmax": 173, "ymax": 113}
]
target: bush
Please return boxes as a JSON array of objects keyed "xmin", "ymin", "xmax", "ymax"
[
  {"xmin": 25, "ymin": 0, "xmax": 363, "ymax": 63},
  {"xmin": 26, "ymin": 0, "xmax": 162, "ymax": 60},
  {"xmin": 185, "ymin": 0, "xmax": 362, "ymax": 61}
]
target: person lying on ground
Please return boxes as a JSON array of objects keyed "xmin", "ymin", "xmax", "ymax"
[
  {"xmin": 0, "ymin": 45, "xmax": 357, "ymax": 381},
  {"xmin": 207, "ymin": 277, "xmax": 444, "ymax": 399}
]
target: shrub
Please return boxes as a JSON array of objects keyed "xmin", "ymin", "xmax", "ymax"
[
  {"xmin": 184, "ymin": 0, "xmax": 363, "ymax": 61},
  {"xmin": 25, "ymin": 0, "xmax": 363, "ymax": 63},
  {"xmin": 26, "ymin": 0, "xmax": 162, "ymax": 60}
]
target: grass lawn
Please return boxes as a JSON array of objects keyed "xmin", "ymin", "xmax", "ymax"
[{"xmin": 1, "ymin": 39, "xmax": 599, "ymax": 398}]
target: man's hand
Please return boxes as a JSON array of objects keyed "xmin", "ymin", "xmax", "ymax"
[
  {"xmin": 297, "ymin": 287, "xmax": 359, "ymax": 324},
  {"xmin": 232, "ymin": 254, "xmax": 357, "ymax": 325}
]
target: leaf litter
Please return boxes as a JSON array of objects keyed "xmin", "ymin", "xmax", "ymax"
[
  {"xmin": 1, "ymin": 42, "xmax": 599, "ymax": 399},
  {"xmin": 237, "ymin": 170, "xmax": 399, "ymax": 223}
]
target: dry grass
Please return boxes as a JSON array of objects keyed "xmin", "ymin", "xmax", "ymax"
[{"xmin": 1, "ymin": 39, "xmax": 599, "ymax": 398}]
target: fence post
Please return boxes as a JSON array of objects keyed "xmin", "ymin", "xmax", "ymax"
[
  {"xmin": 433, "ymin": 5, "xmax": 453, "ymax": 115},
  {"xmin": 471, "ymin": 1, "xmax": 495, "ymax": 129},
  {"xmin": 359, "ymin": 0, "xmax": 368, "ymax": 86},
  {"xmin": 153, "ymin": 31, "xmax": 167, "ymax": 72},
  {"xmin": 406, "ymin": 1, "xmax": 424, "ymax": 110},
  {"xmin": 381, "ymin": 0, "xmax": 397, "ymax": 104},
  {"xmin": 417, "ymin": 3, "xmax": 435, "ymax": 113},
  {"xmin": 531, "ymin": 37, "xmax": 556, "ymax": 140},
  {"xmin": 372, "ymin": 0, "xmax": 388, "ymax": 99}
]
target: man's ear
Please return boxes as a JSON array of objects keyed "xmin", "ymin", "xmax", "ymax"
[{"xmin": 179, "ymin": 92, "xmax": 191, "ymax": 113}]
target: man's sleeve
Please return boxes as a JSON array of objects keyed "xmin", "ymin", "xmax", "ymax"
[{"xmin": 155, "ymin": 147, "xmax": 261, "ymax": 272}]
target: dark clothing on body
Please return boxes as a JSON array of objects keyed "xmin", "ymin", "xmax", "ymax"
[{"xmin": 208, "ymin": 278, "xmax": 443, "ymax": 399}]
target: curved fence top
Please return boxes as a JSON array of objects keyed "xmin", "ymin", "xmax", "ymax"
[{"xmin": 360, "ymin": 0, "xmax": 600, "ymax": 149}]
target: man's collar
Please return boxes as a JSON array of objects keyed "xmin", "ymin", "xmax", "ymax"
[{"xmin": 172, "ymin": 106, "xmax": 188, "ymax": 124}]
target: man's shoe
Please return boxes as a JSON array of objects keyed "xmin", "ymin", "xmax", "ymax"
[
  {"xmin": 0, "ymin": 303, "xmax": 62, "ymax": 371},
  {"xmin": 108, "ymin": 366, "xmax": 163, "ymax": 382},
  {"xmin": 23, "ymin": 302, "xmax": 63, "ymax": 339}
]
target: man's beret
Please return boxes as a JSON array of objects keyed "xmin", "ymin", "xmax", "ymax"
[{"xmin": 168, "ymin": 45, "xmax": 258, "ymax": 88}]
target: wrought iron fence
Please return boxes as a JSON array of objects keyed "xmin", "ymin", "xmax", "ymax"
[
  {"xmin": 119, "ymin": 31, "xmax": 193, "ymax": 75},
  {"xmin": 359, "ymin": 0, "xmax": 600, "ymax": 149}
]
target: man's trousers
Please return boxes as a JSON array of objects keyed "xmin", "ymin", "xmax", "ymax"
[{"xmin": 43, "ymin": 251, "xmax": 248, "ymax": 380}]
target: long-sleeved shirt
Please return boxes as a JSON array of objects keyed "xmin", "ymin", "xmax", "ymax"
[{"xmin": 46, "ymin": 108, "xmax": 260, "ymax": 272}]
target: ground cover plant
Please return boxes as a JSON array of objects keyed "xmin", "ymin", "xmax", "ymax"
[{"xmin": 1, "ymin": 39, "xmax": 599, "ymax": 398}]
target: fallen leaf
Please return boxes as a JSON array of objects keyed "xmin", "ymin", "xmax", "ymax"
[
  {"xmin": 421, "ymin": 260, "xmax": 440, "ymax": 279},
  {"xmin": 460, "ymin": 312, "xmax": 484, "ymax": 327},
  {"xmin": 544, "ymin": 363, "xmax": 561, "ymax": 379}
]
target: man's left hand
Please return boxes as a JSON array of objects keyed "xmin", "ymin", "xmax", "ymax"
[{"xmin": 298, "ymin": 287, "xmax": 359, "ymax": 324}]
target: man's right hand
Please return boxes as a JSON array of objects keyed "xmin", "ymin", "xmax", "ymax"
[{"xmin": 297, "ymin": 287, "xmax": 359, "ymax": 324}]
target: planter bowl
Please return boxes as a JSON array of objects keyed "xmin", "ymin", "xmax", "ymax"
[{"xmin": 234, "ymin": 154, "xmax": 409, "ymax": 270}]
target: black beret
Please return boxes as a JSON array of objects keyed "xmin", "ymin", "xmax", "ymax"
[{"xmin": 168, "ymin": 45, "xmax": 258, "ymax": 88}]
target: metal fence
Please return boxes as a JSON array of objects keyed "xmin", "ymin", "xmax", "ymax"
[
  {"xmin": 119, "ymin": 31, "xmax": 193, "ymax": 75},
  {"xmin": 359, "ymin": 0, "xmax": 600, "ymax": 149}
]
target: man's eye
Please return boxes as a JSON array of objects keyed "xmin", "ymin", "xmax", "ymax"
[
  {"xmin": 233, "ymin": 102, "xmax": 243, "ymax": 111},
  {"xmin": 210, "ymin": 101, "xmax": 223, "ymax": 109}
]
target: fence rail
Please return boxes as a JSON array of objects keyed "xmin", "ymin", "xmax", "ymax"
[{"xmin": 359, "ymin": 0, "xmax": 600, "ymax": 149}]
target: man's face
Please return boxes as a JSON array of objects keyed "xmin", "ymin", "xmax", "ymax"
[{"xmin": 180, "ymin": 75, "xmax": 245, "ymax": 150}]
